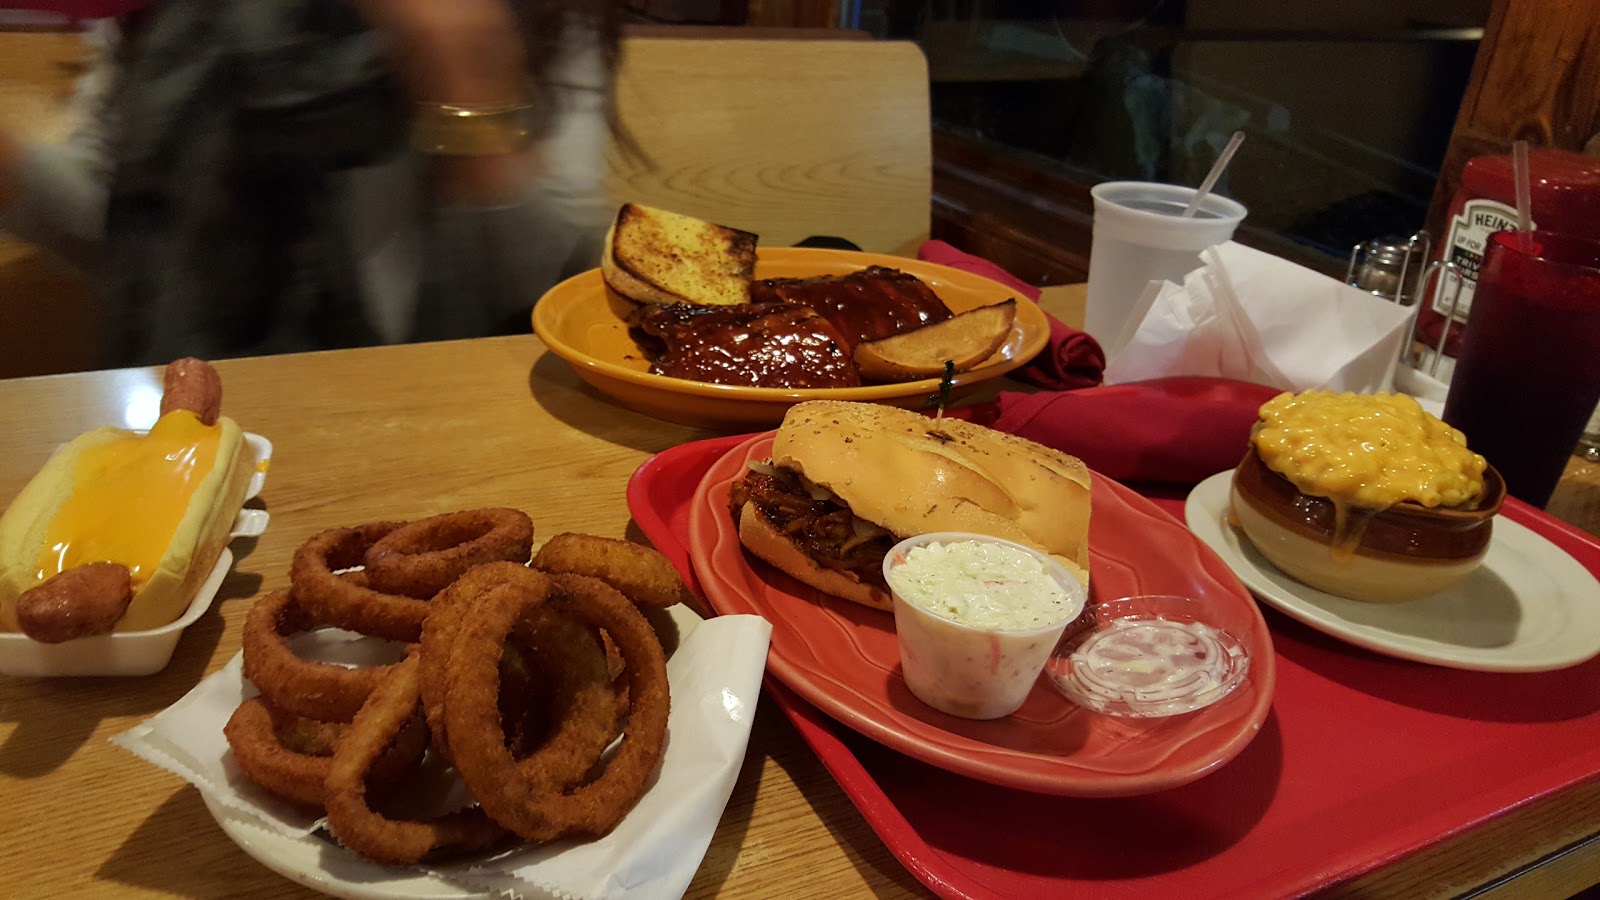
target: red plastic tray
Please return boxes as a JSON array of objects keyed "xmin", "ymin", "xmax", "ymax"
[{"xmin": 628, "ymin": 432, "xmax": 1600, "ymax": 899}]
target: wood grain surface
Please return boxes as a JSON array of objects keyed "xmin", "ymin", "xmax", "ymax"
[{"xmin": 0, "ymin": 284, "xmax": 1595, "ymax": 899}]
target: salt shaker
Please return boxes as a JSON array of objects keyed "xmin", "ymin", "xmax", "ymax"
[{"xmin": 1347, "ymin": 232, "xmax": 1431, "ymax": 306}]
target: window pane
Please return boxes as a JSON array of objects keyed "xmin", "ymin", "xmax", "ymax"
[{"xmin": 864, "ymin": 1, "xmax": 1489, "ymax": 266}]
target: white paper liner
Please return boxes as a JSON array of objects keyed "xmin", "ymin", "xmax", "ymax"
[{"xmin": 113, "ymin": 613, "xmax": 773, "ymax": 900}]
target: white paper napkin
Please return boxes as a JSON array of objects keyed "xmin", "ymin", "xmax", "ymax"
[
  {"xmin": 113, "ymin": 612, "xmax": 773, "ymax": 900},
  {"xmin": 1103, "ymin": 241, "xmax": 1416, "ymax": 394}
]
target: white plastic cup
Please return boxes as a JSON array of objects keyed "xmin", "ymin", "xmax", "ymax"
[
  {"xmin": 1086, "ymin": 181, "xmax": 1248, "ymax": 350},
  {"xmin": 884, "ymin": 532, "xmax": 1088, "ymax": 720}
]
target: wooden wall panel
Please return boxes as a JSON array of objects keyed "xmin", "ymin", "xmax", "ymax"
[
  {"xmin": 1426, "ymin": 0, "xmax": 1600, "ymax": 236},
  {"xmin": 745, "ymin": 0, "xmax": 837, "ymax": 28}
]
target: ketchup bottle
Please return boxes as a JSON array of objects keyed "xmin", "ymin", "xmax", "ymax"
[{"xmin": 1419, "ymin": 147, "xmax": 1600, "ymax": 372}]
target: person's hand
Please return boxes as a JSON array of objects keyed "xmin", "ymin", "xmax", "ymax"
[{"xmin": 353, "ymin": 0, "xmax": 542, "ymax": 205}]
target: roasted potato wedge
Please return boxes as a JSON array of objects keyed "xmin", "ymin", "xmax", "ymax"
[{"xmin": 853, "ymin": 299, "xmax": 1017, "ymax": 382}]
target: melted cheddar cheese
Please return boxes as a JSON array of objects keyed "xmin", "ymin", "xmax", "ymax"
[
  {"xmin": 1252, "ymin": 390, "xmax": 1486, "ymax": 510},
  {"xmin": 35, "ymin": 410, "xmax": 220, "ymax": 587}
]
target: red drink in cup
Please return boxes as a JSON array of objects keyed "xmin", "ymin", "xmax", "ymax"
[{"xmin": 1442, "ymin": 230, "xmax": 1600, "ymax": 507}]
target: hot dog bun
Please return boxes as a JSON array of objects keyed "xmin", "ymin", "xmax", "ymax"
[{"xmin": 0, "ymin": 412, "xmax": 257, "ymax": 634}]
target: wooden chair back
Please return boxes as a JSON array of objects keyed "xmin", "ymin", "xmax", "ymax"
[{"xmin": 606, "ymin": 33, "xmax": 932, "ymax": 256}]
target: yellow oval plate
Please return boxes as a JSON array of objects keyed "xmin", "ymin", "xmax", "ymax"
[{"xmin": 532, "ymin": 248, "xmax": 1050, "ymax": 430}]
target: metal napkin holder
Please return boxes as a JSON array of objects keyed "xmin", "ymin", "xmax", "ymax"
[{"xmin": 1346, "ymin": 231, "xmax": 1464, "ymax": 378}]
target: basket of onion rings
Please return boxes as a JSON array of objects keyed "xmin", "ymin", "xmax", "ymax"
[{"xmin": 113, "ymin": 507, "xmax": 774, "ymax": 898}]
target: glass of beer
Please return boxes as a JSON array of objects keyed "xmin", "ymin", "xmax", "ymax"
[{"xmin": 1442, "ymin": 230, "xmax": 1600, "ymax": 507}]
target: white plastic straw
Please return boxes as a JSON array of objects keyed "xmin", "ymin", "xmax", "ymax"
[
  {"xmin": 1182, "ymin": 130, "xmax": 1246, "ymax": 218},
  {"xmin": 1512, "ymin": 139, "xmax": 1534, "ymax": 251}
]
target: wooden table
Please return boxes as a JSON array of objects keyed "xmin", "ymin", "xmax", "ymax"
[{"xmin": 0, "ymin": 285, "xmax": 1596, "ymax": 899}]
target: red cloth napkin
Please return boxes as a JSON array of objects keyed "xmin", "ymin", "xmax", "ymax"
[
  {"xmin": 967, "ymin": 377, "xmax": 1284, "ymax": 486},
  {"xmin": 913, "ymin": 242, "xmax": 1274, "ymax": 484},
  {"xmin": 916, "ymin": 240, "xmax": 1105, "ymax": 391}
]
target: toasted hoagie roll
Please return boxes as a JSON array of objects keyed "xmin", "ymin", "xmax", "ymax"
[{"xmin": 729, "ymin": 400, "xmax": 1091, "ymax": 612}]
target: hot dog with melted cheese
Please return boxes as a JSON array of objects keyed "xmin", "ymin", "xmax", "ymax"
[{"xmin": 0, "ymin": 362, "xmax": 257, "ymax": 637}]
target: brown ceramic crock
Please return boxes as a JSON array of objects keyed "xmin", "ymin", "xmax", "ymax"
[{"xmin": 1229, "ymin": 447, "xmax": 1506, "ymax": 603}]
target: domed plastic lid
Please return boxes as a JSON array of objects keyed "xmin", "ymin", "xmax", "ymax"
[{"xmin": 1045, "ymin": 594, "xmax": 1251, "ymax": 718}]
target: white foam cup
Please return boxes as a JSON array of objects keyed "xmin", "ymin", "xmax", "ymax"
[{"xmin": 1086, "ymin": 181, "xmax": 1247, "ymax": 349}]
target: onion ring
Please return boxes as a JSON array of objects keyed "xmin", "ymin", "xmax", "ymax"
[
  {"xmin": 497, "ymin": 639, "xmax": 556, "ymax": 758},
  {"xmin": 290, "ymin": 522, "xmax": 432, "ymax": 642},
  {"xmin": 441, "ymin": 567, "xmax": 669, "ymax": 842},
  {"xmin": 223, "ymin": 697, "xmax": 427, "ymax": 808},
  {"xmin": 504, "ymin": 608, "xmax": 625, "ymax": 786},
  {"xmin": 224, "ymin": 698, "xmax": 338, "ymax": 808},
  {"xmin": 416, "ymin": 562, "xmax": 478, "ymax": 758},
  {"xmin": 364, "ymin": 508, "xmax": 534, "ymax": 599},
  {"xmin": 324, "ymin": 654, "xmax": 509, "ymax": 865},
  {"xmin": 420, "ymin": 563, "xmax": 623, "ymax": 785},
  {"xmin": 241, "ymin": 588, "xmax": 401, "ymax": 723},
  {"xmin": 531, "ymin": 533, "xmax": 693, "ymax": 610}
]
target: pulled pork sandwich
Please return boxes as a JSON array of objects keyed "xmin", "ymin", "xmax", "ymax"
[{"xmin": 729, "ymin": 400, "xmax": 1092, "ymax": 610}]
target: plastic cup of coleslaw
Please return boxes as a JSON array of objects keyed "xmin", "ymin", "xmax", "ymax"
[{"xmin": 883, "ymin": 532, "xmax": 1088, "ymax": 720}]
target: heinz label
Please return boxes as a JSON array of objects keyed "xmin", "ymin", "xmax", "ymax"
[{"xmin": 1434, "ymin": 198, "xmax": 1529, "ymax": 321}]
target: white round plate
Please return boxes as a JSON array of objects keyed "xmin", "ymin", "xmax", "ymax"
[
  {"xmin": 202, "ymin": 602, "xmax": 710, "ymax": 898},
  {"xmin": 204, "ymin": 795, "xmax": 476, "ymax": 900},
  {"xmin": 1185, "ymin": 471, "xmax": 1600, "ymax": 673}
]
